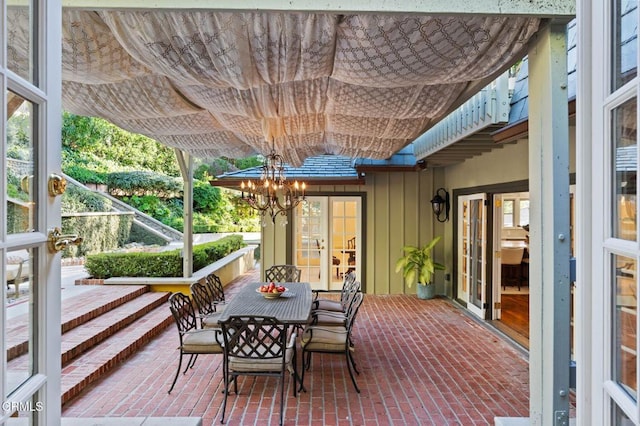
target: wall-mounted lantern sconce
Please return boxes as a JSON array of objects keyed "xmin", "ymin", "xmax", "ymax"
[{"xmin": 430, "ymin": 188, "xmax": 450, "ymax": 222}]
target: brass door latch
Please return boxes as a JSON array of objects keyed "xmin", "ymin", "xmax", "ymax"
[
  {"xmin": 48, "ymin": 173, "xmax": 67, "ymax": 196},
  {"xmin": 47, "ymin": 227, "xmax": 82, "ymax": 253}
]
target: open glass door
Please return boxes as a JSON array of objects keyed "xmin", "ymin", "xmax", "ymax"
[
  {"xmin": 2, "ymin": 0, "xmax": 63, "ymax": 420},
  {"xmin": 458, "ymin": 193, "xmax": 487, "ymax": 318},
  {"xmin": 294, "ymin": 196, "xmax": 360, "ymax": 291}
]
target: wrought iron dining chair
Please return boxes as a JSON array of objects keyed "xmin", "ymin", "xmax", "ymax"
[
  {"xmin": 219, "ymin": 315, "xmax": 299, "ymax": 426},
  {"xmin": 312, "ymin": 271, "xmax": 357, "ymax": 310},
  {"xmin": 204, "ymin": 273, "xmax": 226, "ymax": 308},
  {"xmin": 190, "ymin": 279, "xmax": 225, "ymax": 329},
  {"xmin": 167, "ymin": 292, "xmax": 224, "ymax": 394},
  {"xmin": 300, "ymin": 291, "xmax": 364, "ymax": 393},
  {"xmin": 309, "ymin": 280, "xmax": 361, "ymax": 327},
  {"xmin": 265, "ymin": 264, "xmax": 301, "ymax": 283}
]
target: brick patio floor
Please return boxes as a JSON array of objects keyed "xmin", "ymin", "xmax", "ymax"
[{"xmin": 61, "ymin": 268, "xmax": 530, "ymax": 425}]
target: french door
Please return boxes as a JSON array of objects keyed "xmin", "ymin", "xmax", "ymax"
[
  {"xmin": 2, "ymin": 0, "xmax": 63, "ymax": 423},
  {"xmin": 294, "ymin": 196, "xmax": 361, "ymax": 291},
  {"xmin": 458, "ymin": 193, "xmax": 487, "ymax": 318}
]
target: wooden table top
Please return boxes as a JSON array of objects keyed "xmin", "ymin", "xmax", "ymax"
[{"xmin": 217, "ymin": 282, "xmax": 313, "ymax": 325}]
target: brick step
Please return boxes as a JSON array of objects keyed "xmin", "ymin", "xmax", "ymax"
[
  {"xmin": 7, "ymin": 285, "xmax": 150, "ymax": 361},
  {"xmin": 60, "ymin": 303, "xmax": 173, "ymax": 405},
  {"xmin": 61, "ymin": 285, "xmax": 151, "ymax": 333},
  {"xmin": 60, "ymin": 292, "xmax": 170, "ymax": 366}
]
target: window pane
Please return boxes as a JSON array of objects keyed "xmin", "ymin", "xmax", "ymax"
[
  {"xmin": 519, "ymin": 200, "xmax": 530, "ymax": 227},
  {"xmin": 613, "ymin": 254, "xmax": 637, "ymax": 400},
  {"xmin": 503, "ymin": 200, "xmax": 514, "ymax": 227},
  {"xmin": 613, "ymin": 401, "xmax": 635, "ymax": 425},
  {"xmin": 7, "ymin": 3, "xmax": 35, "ymax": 84},
  {"xmin": 612, "ymin": 0, "xmax": 638, "ymax": 90},
  {"xmin": 6, "ymin": 248, "xmax": 36, "ymax": 397},
  {"xmin": 612, "ymin": 98, "xmax": 637, "ymax": 240},
  {"xmin": 6, "ymin": 91, "xmax": 37, "ymax": 234}
]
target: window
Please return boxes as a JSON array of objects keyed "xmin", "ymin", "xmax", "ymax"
[
  {"xmin": 501, "ymin": 194, "xmax": 530, "ymax": 229},
  {"xmin": 603, "ymin": 1, "xmax": 640, "ymax": 422},
  {"xmin": 503, "ymin": 199, "xmax": 514, "ymax": 227}
]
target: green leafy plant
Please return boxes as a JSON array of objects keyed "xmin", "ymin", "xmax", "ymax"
[
  {"xmin": 394, "ymin": 236, "xmax": 445, "ymax": 287},
  {"xmin": 85, "ymin": 234, "xmax": 245, "ymax": 278}
]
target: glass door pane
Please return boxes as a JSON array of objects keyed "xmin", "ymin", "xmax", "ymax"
[
  {"xmin": 6, "ymin": 248, "xmax": 36, "ymax": 397},
  {"xmin": 469, "ymin": 198, "xmax": 485, "ymax": 312},
  {"xmin": 612, "ymin": 98, "xmax": 637, "ymax": 241},
  {"xmin": 331, "ymin": 199, "xmax": 358, "ymax": 289},
  {"xmin": 612, "ymin": 254, "xmax": 637, "ymax": 400},
  {"xmin": 457, "ymin": 194, "xmax": 487, "ymax": 318},
  {"xmin": 7, "ymin": 92, "xmax": 37, "ymax": 234},
  {"xmin": 294, "ymin": 198, "xmax": 327, "ymax": 290}
]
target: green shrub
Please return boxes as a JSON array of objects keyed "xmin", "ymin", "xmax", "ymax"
[
  {"xmin": 193, "ymin": 181, "xmax": 221, "ymax": 212},
  {"xmin": 85, "ymin": 234, "xmax": 246, "ymax": 279},
  {"xmin": 62, "ymin": 185, "xmax": 112, "ymax": 213},
  {"xmin": 65, "ymin": 164, "xmax": 108, "ymax": 184},
  {"xmin": 61, "ymin": 213, "xmax": 134, "ymax": 258},
  {"xmin": 107, "ymin": 171, "xmax": 182, "ymax": 198}
]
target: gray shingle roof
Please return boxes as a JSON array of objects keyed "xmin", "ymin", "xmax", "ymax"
[
  {"xmin": 507, "ymin": 19, "xmax": 578, "ymax": 124},
  {"xmin": 215, "ymin": 155, "xmax": 359, "ymax": 181},
  {"xmin": 354, "ymin": 146, "xmax": 417, "ymax": 167}
]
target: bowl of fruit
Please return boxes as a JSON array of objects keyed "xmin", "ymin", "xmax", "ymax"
[{"xmin": 257, "ymin": 282, "xmax": 287, "ymax": 299}]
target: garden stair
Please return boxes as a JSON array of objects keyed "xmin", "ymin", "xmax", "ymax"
[{"xmin": 6, "ymin": 285, "xmax": 173, "ymax": 405}]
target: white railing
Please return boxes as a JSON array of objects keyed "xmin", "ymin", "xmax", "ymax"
[{"xmin": 412, "ymin": 72, "xmax": 512, "ymax": 160}]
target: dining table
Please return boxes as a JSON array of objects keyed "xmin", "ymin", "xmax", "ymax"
[{"xmin": 216, "ymin": 281, "xmax": 313, "ymax": 326}]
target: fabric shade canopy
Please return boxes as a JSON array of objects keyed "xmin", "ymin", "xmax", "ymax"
[{"xmin": 9, "ymin": 8, "xmax": 540, "ymax": 165}]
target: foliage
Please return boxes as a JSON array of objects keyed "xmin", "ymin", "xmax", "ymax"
[
  {"xmin": 85, "ymin": 234, "xmax": 245, "ymax": 279},
  {"xmin": 61, "ymin": 111, "xmax": 261, "ymax": 233},
  {"xmin": 6, "ymin": 170, "xmax": 28, "ymax": 202},
  {"xmin": 128, "ymin": 222, "xmax": 170, "ymax": 246},
  {"xmin": 193, "ymin": 156, "xmax": 262, "ymax": 180},
  {"xmin": 107, "ymin": 171, "xmax": 182, "ymax": 198},
  {"xmin": 394, "ymin": 236, "xmax": 445, "ymax": 287},
  {"xmin": 65, "ymin": 164, "xmax": 108, "ymax": 185},
  {"xmin": 193, "ymin": 181, "xmax": 221, "ymax": 212},
  {"xmin": 61, "ymin": 213, "xmax": 134, "ymax": 258},
  {"xmin": 7, "ymin": 203, "xmax": 29, "ymax": 234},
  {"xmin": 62, "ymin": 185, "xmax": 112, "ymax": 213},
  {"xmin": 62, "ymin": 112, "xmax": 180, "ymax": 176},
  {"xmin": 7, "ymin": 104, "xmax": 32, "ymax": 161}
]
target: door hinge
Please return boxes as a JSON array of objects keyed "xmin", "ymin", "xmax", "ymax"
[{"xmin": 494, "ymin": 302, "xmax": 501, "ymax": 309}]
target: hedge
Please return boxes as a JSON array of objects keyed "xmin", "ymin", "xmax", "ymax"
[
  {"xmin": 62, "ymin": 212, "xmax": 134, "ymax": 258},
  {"xmin": 107, "ymin": 171, "xmax": 182, "ymax": 198},
  {"xmin": 84, "ymin": 234, "xmax": 245, "ymax": 279}
]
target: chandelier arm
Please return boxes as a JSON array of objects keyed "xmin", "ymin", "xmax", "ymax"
[{"xmin": 239, "ymin": 148, "xmax": 307, "ymax": 224}]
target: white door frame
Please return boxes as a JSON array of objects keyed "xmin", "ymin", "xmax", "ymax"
[
  {"xmin": 457, "ymin": 193, "xmax": 487, "ymax": 318},
  {"xmin": 294, "ymin": 196, "xmax": 361, "ymax": 290},
  {"xmin": 1, "ymin": 0, "xmax": 63, "ymax": 422}
]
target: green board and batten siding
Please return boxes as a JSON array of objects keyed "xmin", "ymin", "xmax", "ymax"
[{"xmin": 261, "ymin": 169, "xmax": 441, "ymax": 296}]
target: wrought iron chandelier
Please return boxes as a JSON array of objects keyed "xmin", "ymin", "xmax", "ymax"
[{"xmin": 240, "ymin": 149, "xmax": 306, "ymax": 224}]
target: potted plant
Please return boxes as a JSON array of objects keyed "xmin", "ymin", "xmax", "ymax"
[{"xmin": 395, "ymin": 236, "xmax": 445, "ymax": 299}]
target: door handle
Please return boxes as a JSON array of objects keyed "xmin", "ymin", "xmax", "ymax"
[{"xmin": 47, "ymin": 227, "xmax": 83, "ymax": 253}]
